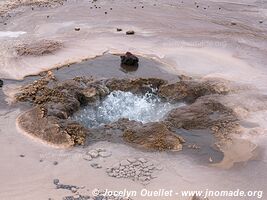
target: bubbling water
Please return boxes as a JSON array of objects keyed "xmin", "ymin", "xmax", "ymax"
[{"xmin": 72, "ymin": 90, "xmax": 185, "ymax": 128}]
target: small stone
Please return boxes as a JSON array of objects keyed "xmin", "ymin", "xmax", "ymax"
[
  {"xmin": 144, "ymin": 162, "xmax": 153, "ymax": 167},
  {"xmin": 53, "ymin": 179, "xmax": 60, "ymax": 185},
  {"xmin": 88, "ymin": 150, "xmax": 99, "ymax": 158},
  {"xmin": 53, "ymin": 161, "xmax": 58, "ymax": 165},
  {"xmin": 19, "ymin": 154, "xmax": 25, "ymax": 158},
  {"xmin": 142, "ymin": 181, "xmax": 150, "ymax": 185},
  {"xmin": 106, "ymin": 168, "xmax": 112, "ymax": 173},
  {"xmin": 138, "ymin": 158, "xmax": 147, "ymax": 163},
  {"xmin": 99, "ymin": 151, "xmax": 112, "ymax": 158},
  {"xmin": 75, "ymin": 27, "xmax": 80, "ymax": 31},
  {"xmin": 139, "ymin": 176, "xmax": 147, "ymax": 182},
  {"xmin": 231, "ymin": 22, "xmax": 237, "ymax": 25},
  {"xmin": 127, "ymin": 158, "xmax": 137, "ymax": 163},
  {"xmin": 71, "ymin": 187, "xmax": 78, "ymax": 193},
  {"xmin": 0, "ymin": 80, "xmax": 3, "ymax": 87},
  {"xmin": 209, "ymin": 157, "xmax": 213, "ymax": 163},
  {"xmin": 83, "ymin": 154, "xmax": 92, "ymax": 161},
  {"xmin": 126, "ymin": 30, "xmax": 135, "ymax": 35},
  {"xmin": 120, "ymin": 52, "xmax": 139, "ymax": 66},
  {"xmin": 96, "ymin": 148, "xmax": 106, "ymax": 152},
  {"xmin": 259, "ymin": 20, "xmax": 263, "ymax": 24},
  {"xmin": 117, "ymin": 28, "xmax": 122, "ymax": 32},
  {"xmin": 120, "ymin": 160, "xmax": 130, "ymax": 166},
  {"xmin": 148, "ymin": 165, "xmax": 155, "ymax": 170},
  {"xmin": 91, "ymin": 163, "xmax": 102, "ymax": 169}
]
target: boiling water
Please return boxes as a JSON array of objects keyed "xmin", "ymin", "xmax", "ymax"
[{"xmin": 73, "ymin": 90, "xmax": 185, "ymax": 128}]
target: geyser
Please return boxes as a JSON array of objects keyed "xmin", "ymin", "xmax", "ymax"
[{"xmin": 72, "ymin": 90, "xmax": 185, "ymax": 128}]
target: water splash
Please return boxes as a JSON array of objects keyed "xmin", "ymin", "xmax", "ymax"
[{"xmin": 72, "ymin": 90, "xmax": 185, "ymax": 128}]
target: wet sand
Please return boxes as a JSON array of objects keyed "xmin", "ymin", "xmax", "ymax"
[{"xmin": 0, "ymin": 0, "xmax": 267, "ymax": 199}]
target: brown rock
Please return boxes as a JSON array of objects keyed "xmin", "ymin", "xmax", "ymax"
[
  {"xmin": 123, "ymin": 122, "xmax": 185, "ymax": 151},
  {"xmin": 126, "ymin": 30, "xmax": 135, "ymax": 35},
  {"xmin": 158, "ymin": 79, "xmax": 230, "ymax": 102},
  {"xmin": 106, "ymin": 78, "xmax": 167, "ymax": 94},
  {"xmin": 120, "ymin": 52, "xmax": 139, "ymax": 66},
  {"xmin": 166, "ymin": 96, "xmax": 238, "ymax": 138}
]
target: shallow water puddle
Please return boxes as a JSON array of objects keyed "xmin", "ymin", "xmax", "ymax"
[
  {"xmin": 177, "ymin": 129, "xmax": 224, "ymax": 164},
  {"xmin": 52, "ymin": 54, "xmax": 179, "ymax": 81}
]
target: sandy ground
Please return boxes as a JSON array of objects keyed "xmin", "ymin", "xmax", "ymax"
[{"xmin": 0, "ymin": 0, "xmax": 267, "ymax": 199}]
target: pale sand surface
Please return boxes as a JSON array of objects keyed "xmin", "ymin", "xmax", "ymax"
[
  {"xmin": 0, "ymin": 109, "xmax": 266, "ymax": 200},
  {"xmin": 0, "ymin": 0, "xmax": 267, "ymax": 199}
]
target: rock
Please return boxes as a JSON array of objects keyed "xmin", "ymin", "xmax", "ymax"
[
  {"xmin": 53, "ymin": 161, "xmax": 58, "ymax": 165},
  {"xmin": 138, "ymin": 158, "xmax": 147, "ymax": 163},
  {"xmin": 53, "ymin": 179, "xmax": 60, "ymax": 185},
  {"xmin": 259, "ymin": 20, "xmax": 263, "ymax": 24},
  {"xmin": 123, "ymin": 122, "xmax": 184, "ymax": 151},
  {"xmin": 88, "ymin": 150, "xmax": 99, "ymax": 158},
  {"xmin": 165, "ymin": 96, "xmax": 238, "ymax": 136},
  {"xmin": 127, "ymin": 158, "xmax": 137, "ymax": 163},
  {"xmin": 99, "ymin": 151, "xmax": 112, "ymax": 158},
  {"xmin": 91, "ymin": 163, "xmax": 102, "ymax": 169},
  {"xmin": 158, "ymin": 79, "xmax": 230, "ymax": 102},
  {"xmin": 209, "ymin": 157, "xmax": 213, "ymax": 163},
  {"xmin": 126, "ymin": 30, "xmax": 135, "ymax": 35},
  {"xmin": 142, "ymin": 181, "xmax": 150, "ymax": 185},
  {"xmin": 71, "ymin": 187, "xmax": 78, "ymax": 193},
  {"xmin": 190, "ymin": 194, "xmax": 209, "ymax": 200},
  {"xmin": 120, "ymin": 52, "xmax": 139, "ymax": 66},
  {"xmin": 231, "ymin": 22, "xmax": 237, "ymax": 25},
  {"xmin": 117, "ymin": 28, "xmax": 122, "ymax": 31},
  {"xmin": 120, "ymin": 160, "xmax": 130, "ymax": 166},
  {"xmin": 74, "ymin": 27, "xmax": 80, "ymax": 31},
  {"xmin": 0, "ymin": 79, "xmax": 3, "ymax": 87},
  {"xmin": 83, "ymin": 154, "xmax": 92, "ymax": 161},
  {"xmin": 106, "ymin": 78, "xmax": 166, "ymax": 95}
]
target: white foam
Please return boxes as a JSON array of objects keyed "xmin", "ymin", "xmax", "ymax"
[{"xmin": 73, "ymin": 91, "xmax": 185, "ymax": 128}]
